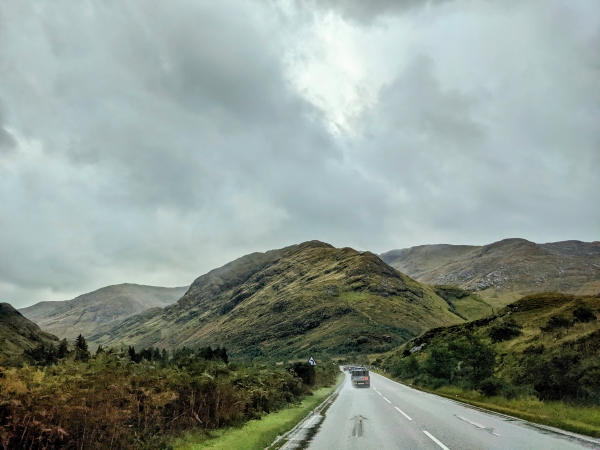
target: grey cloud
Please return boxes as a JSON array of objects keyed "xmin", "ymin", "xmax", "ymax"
[
  {"xmin": 0, "ymin": 0, "xmax": 598, "ymax": 308},
  {"xmin": 0, "ymin": 103, "xmax": 16, "ymax": 153},
  {"xmin": 301, "ymin": 0, "xmax": 454, "ymax": 25},
  {"xmin": 376, "ymin": 55, "xmax": 487, "ymax": 149}
]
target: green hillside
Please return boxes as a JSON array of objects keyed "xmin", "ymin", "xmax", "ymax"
[
  {"xmin": 384, "ymin": 292, "xmax": 600, "ymax": 405},
  {"xmin": 0, "ymin": 303, "xmax": 59, "ymax": 361},
  {"xmin": 91, "ymin": 241, "xmax": 478, "ymax": 358}
]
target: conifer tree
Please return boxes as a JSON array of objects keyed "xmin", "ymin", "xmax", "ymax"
[
  {"xmin": 74, "ymin": 334, "xmax": 90, "ymax": 361},
  {"xmin": 57, "ymin": 338, "xmax": 69, "ymax": 359}
]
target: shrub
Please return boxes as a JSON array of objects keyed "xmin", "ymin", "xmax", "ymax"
[
  {"xmin": 288, "ymin": 362, "xmax": 316, "ymax": 386},
  {"xmin": 422, "ymin": 335, "xmax": 495, "ymax": 389},
  {"xmin": 489, "ymin": 318, "xmax": 522, "ymax": 343},
  {"xmin": 541, "ymin": 315, "xmax": 571, "ymax": 332},
  {"xmin": 519, "ymin": 352, "xmax": 583, "ymax": 401},
  {"xmin": 573, "ymin": 306, "xmax": 596, "ymax": 323},
  {"xmin": 479, "ymin": 378, "xmax": 504, "ymax": 397}
]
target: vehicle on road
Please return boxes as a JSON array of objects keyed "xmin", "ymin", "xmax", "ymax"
[{"xmin": 350, "ymin": 367, "xmax": 370, "ymax": 387}]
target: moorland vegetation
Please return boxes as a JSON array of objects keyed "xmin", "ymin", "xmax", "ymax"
[
  {"xmin": 382, "ymin": 292, "xmax": 600, "ymax": 435},
  {"xmin": 0, "ymin": 336, "xmax": 337, "ymax": 449}
]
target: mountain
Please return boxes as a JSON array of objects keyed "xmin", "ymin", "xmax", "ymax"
[
  {"xmin": 20, "ymin": 284, "xmax": 188, "ymax": 341},
  {"xmin": 0, "ymin": 303, "xmax": 59, "ymax": 360},
  {"xmin": 381, "ymin": 239, "xmax": 600, "ymax": 307},
  {"xmin": 90, "ymin": 241, "xmax": 483, "ymax": 358}
]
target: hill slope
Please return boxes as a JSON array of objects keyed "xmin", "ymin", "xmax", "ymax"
[
  {"xmin": 381, "ymin": 239, "xmax": 600, "ymax": 307},
  {"xmin": 384, "ymin": 292, "xmax": 600, "ymax": 405},
  {"xmin": 0, "ymin": 303, "xmax": 59, "ymax": 359},
  {"xmin": 20, "ymin": 284, "xmax": 188, "ymax": 341},
  {"xmin": 91, "ymin": 241, "xmax": 472, "ymax": 358}
]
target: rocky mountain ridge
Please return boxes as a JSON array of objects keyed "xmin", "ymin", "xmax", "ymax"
[
  {"xmin": 381, "ymin": 238, "xmax": 600, "ymax": 307},
  {"xmin": 20, "ymin": 284, "xmax": 188, "ymax": 341}
]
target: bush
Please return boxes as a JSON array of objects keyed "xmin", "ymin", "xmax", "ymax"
[
  {"xmin": 389, "ymin": 355, "xmax": 420, "ymax": 378},
  {"xmin": 422, "ymin": 335, "xmax": 496, "ymax": 389},
  {"xmin": 519, "ymin": 352, "xmax": 583, "ymax": 401},
  {"xmin": 541, "ymin": 315, "xmax": 571, "ymax": 332},
  {"xmin": 488, "ymin": 318, "xmax": 522, "ymax": 343},
  {"xmin": 573, "ymin": 306, "xmax": 596, "ymax": 323},
  {"xmin": 288, "ymin": 362, "xmax": 316, "ymax": 386},
  {"xmin": 479, "ymin": 378, "xmax": 504, "ymax": 397}
]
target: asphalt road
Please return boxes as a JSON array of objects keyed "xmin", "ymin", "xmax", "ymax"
[{"xmin": 304, "ymin": 371, "xmax": 600, "ymax": 450}]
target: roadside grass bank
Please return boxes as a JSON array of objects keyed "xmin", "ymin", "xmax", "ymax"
[
  {"xmin": 172, "ymin": 372, "xmax": 344, "ymax": 450},
  {"xmin": 431, "ymin": 385, "xmax": 600, "ymax": 438},
  {"xmin": 377, "ymin": 372, "xmax": 600, "ymax": 438}
]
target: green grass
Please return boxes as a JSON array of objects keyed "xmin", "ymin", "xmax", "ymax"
[
  {"xmin": 172, "ymin": 373, "xmax": 344, "ymax": 450},
  {"xmin": 433, "ymin": 386, "xmax": 600, "ymax": 438}
]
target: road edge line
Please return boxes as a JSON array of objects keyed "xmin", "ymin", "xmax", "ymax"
[{"xmin": 266, "ymin": 373, "xmax": 345, "ymax": 449}]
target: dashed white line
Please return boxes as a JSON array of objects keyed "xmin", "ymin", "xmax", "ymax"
[
  {"xmin": 423, "ymin": 431, "xmax": 450, "ymax": 450},
  {"xmin": 383, "ymin": 397, "xmax": 391, "ymax": 403},
  {"xmin": 394, "ymin": 406, "xmax": 412, "ymax": 421},
  {"xmin": 377, "ymin": 391, "xmax": 382, "ymax": 396}
]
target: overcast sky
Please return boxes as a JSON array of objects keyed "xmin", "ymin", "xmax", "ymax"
[{"xmin": 1, "ymin": 0, "xmax": 599, "ymax": 307}]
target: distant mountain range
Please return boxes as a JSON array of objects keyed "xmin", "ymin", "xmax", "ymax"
[
  {"xmin": 0, "ymin": 303, "xmax": 58, "ymax": 360},
  {"xmin": 19, "ymin": 284, "xmax": 188, "ymax": 341},
  {"xmin": 380, "ymin": 238, "xmax": 600, "ymax": 307},
  {"xmin": 14, "ymin": 238, "xmax": 599, "ymax": 360},
  {"xmin": 89, "ymin": 241, "xmax": 483, "ymax": 358}
]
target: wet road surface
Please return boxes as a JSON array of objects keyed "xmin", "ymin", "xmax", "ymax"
[{"xmin": 304, "ymin": 371, "xmax": 600, "ymax": 450}]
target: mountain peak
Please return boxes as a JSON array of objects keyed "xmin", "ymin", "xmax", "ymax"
[{"xmin": 91, "ymin": 242, "xmax": 464, "ymax": 357}]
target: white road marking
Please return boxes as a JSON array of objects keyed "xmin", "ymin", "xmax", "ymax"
[
  {"xmin": 455, "ymin": 415, "xmax": 500, "ymax": 436},
  {"xmin": 377, "ymin": 391, "xmax": 382, "ymax": 396},
  {"xmin": 456, "ymin": 415, "xmax": 485, "ymax": 429},
  {"xmin": 394, "ymin": 406, "xmax": 413, "ymax": 421},
  {"xmin": 383, "ymin": 397, "xmax": 391, "ymax": 403},
  {"xmin": 423, "ymin": 431, "xmax": 450, "ymax": 450},
  {"xmin": 373, "ymin": 387, "xmax": 377, "ymax": 391}
]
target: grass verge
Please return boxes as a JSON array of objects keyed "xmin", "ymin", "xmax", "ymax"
[
  {"xmin": 377, "ymin": 372, "xmax": 600, "ymax": 438},
  {"xmin": 172, "ymin": 373, "xmax": 344, "ymax": 450}
]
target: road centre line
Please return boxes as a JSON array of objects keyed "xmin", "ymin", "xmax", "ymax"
[
  {"xmin": 394, "ymin": 406, "xmax": 412, "ymax": 421},
  {"xmin": 383, "ymin": 397, "xmax": 391, "ymax": 403},
  {"xmin": 377, "ymin": 391, "xmax": 382, "ymax": 396},
  {"xmin": 423, "ymin": 431, "xmax": 450, "ymax": 450}
]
